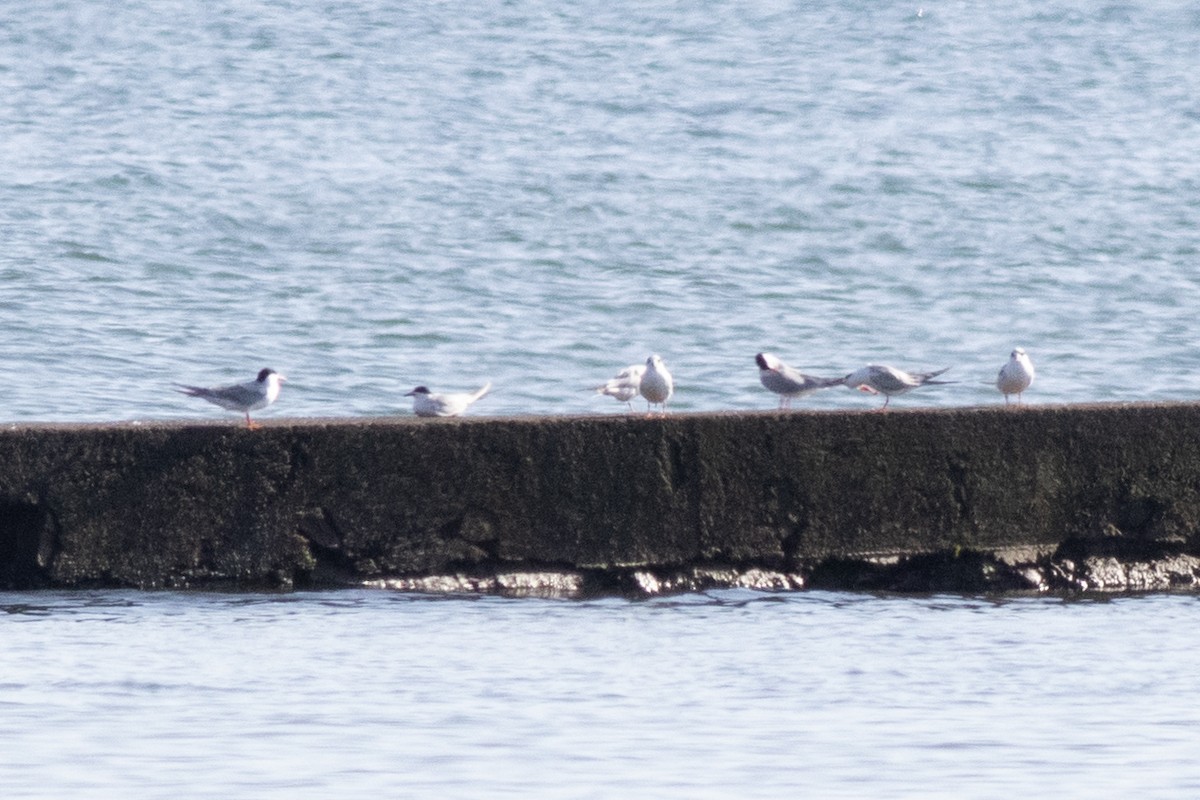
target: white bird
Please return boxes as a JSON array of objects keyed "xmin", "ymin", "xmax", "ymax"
[
  {"xmin": 593, "ymin": 364, "xmax": 645, "ymax": 411},
  {"xmin": 174, "ymin": 368, "xmax": 285, "ymax": 428},
  {"xmin": 997, "ymin": 348, "xmax": 1035, "ymax": 405},
  {"xmin": 405, "ymin": 382, "xmax": 491, "ymax": 418},
  {"xmin": 843, "ymin": 364, "xmax": 953, "ymax": 409},
  {"xmin": 639, "ymin": 354, "xmax": 673, "ymax": 413},
  {"xmin": 755, "ymin": 352, "xmax": 844, "ymax": 409}
]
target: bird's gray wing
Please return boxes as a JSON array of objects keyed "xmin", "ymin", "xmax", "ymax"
[
  {"xmin": 777, "ymin": 364, "xmax": 844, "ymax": 393},
  {"xmin": 173, "ymin": 383, "xmax": 208, "ymax": 397},
  {"xmin": 763, "ymin": 367, "xmax": 806, "ymax": 394},
  {"xmin": 915, "ymin": 367, "xmax": 953, "ymax": 385},
  {"xmin": 200, "ymin": 382, "xmax": 262, "ymax": 406},
  {"xmin": 869, "ymin": 366, "xmax": 918, "ymax": 393}
]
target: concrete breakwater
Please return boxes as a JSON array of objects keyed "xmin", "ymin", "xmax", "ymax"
[{"xmin": 3, "ymin": 404, "xmax": 1200, "ymax": 596}]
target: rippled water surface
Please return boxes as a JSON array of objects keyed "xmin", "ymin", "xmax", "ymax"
[
  {"xmin": 2, "ymin": 590, "xmax": 1199, "ymax": 798},
  {"xmin": 3, "ymin": 0, "xmax": 1200, "ymax": 421},
  {"xmin": 5, "ymin": 5, "xmax": 1200, "ymax": 793}
]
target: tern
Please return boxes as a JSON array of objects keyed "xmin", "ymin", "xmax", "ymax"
[
  {"xmin": 593, "ymin": 364, "xmax": 645, "ymax": 411},
  {"xmin": 997, "ymin": 348, "xmax": 1035, "ymax": 405},
  {"xmin": 174, "ymin": 368, "xmax": 285, "ymax": 428},
  {"xmin": 405, "ymin": 382, "xmax": 491, "ymax": 417},
  {"xmin": 843, "ymin": 364, "xmax": 952, "ymax": 410},
  {"xmin": 755, "ymin": 352, "xmax": 844, "ymax": 409},
  {"xmin": 639, "ymin": 354, "xmax": 673, "ymax": 413}
]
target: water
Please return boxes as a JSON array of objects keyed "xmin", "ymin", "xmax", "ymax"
[
  {"xmin": 1, "ymin": 589, "xmax": 1198, "ymax": 798},
  {"xmin": 5, "ymin": 3, "xmax": 1200, "ymax": 794},
  {"xmin": 3, "ymin": 1, "xmax": 1200, "ymax": 421}
]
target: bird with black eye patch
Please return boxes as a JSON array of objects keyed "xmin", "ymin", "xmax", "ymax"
[
  {"xmin": 755, "ymin": 352, "xmax": 844, "ymax": 409},
  {"xmin": 997, "ymin": 348, "xmax": 1035, "ymax": 405},
  {"xmin": 405, "ymin": 382, "xmax": 491, "ymax": 417},
  {"xmin": 174, "ymin": 368, "xmax": 285, "ymax": 428}
]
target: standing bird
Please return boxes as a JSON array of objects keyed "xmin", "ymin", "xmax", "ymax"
[
  {"xmin": 755, "ymin": 352, "xmax": 844, "ymax": 409},
  {"xmin": 639, "ymin": 354, "xmax": 673, "ymax": 414},
  {"xmin": 174, "ymin": 367, "xmax": 285, "ymax": 428},
  {"xmin": 593, "ymin": 363, "xmax": 645, "ymax": 411},
  {"xmin": 996, "ymin": 348, "xmax": 1035, "ymax": 405},
  {"xmin": 405, "ymin": 382, "xmax": 491, "ymax": 417},
  {"xmin": 843, "ymin": 364, "xmax": 953, "ymax": 410}
]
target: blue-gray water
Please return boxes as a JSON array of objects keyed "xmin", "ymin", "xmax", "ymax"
[
  {"xmin": 3, "ymin": 589, "xmax": 1200, "ymax": 799},
  {"xmin": 6, "ymin": 2, "xmax": 1200, "ymax": 795},
  {"xmin": 4, "ymin": 0, "xmax": 1200, "ymax": 421}
]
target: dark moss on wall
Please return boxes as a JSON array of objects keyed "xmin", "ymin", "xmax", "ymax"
[{"xmin": 2, "ymin": 402, "xmax": 1200, "ymax": 593}]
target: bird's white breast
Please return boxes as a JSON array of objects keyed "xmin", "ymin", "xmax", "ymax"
[{"xmin": 997, "ymin": 356, "xmax": 1034, "ymax": 394}]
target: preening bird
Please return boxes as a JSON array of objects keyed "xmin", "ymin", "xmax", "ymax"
[
  {"xmin": 755, "ymin": 352, "xmax": 844, "ymax": 409},
  {"xmin": 593, "ymin": 363, "xmax": 645, "ymax": 411},
  {"xmin": 843, "ymin": 364, "xmax": 953, "ymax": 410}
]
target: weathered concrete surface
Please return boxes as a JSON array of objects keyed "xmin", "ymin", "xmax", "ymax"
[{"xmin": 3, "ymin": 403, "xmax": 1200, "ymax": 595}]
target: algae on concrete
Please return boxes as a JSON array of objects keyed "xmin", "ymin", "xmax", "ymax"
[{"xmin": 3, "ymin": 403, "xmax": 1200, "ymax": 593}]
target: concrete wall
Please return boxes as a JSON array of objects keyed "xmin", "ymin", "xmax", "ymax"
[{"xmin": 3, "ymin": 403, "xmax": 1200, "ymax": 594}]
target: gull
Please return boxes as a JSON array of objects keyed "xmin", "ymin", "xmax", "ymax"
[
  {"xmin": 755, "ymin": 352, "xmax": 844, "ymax": 409},
  {"xmin": 997, "ymin": 348, "xmax": 1035, "ymax": 405},
  {"xmin": 174, "ymin": 368, "xmax": 285, "ymax": 428},
  {"xmin": 405, "ymin": 382, "xmax": 491, "ymax": 417},
  {"xmin": 843, "ymin": 364, "xmax": 952, "ymax": 410},
  {"xmin": 639, "ymin": 354, "xmax": 673, "ymax": 413},
  {"xmin": 593, "ymin": 363, "xmax": 645, "ymax": 411}
]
